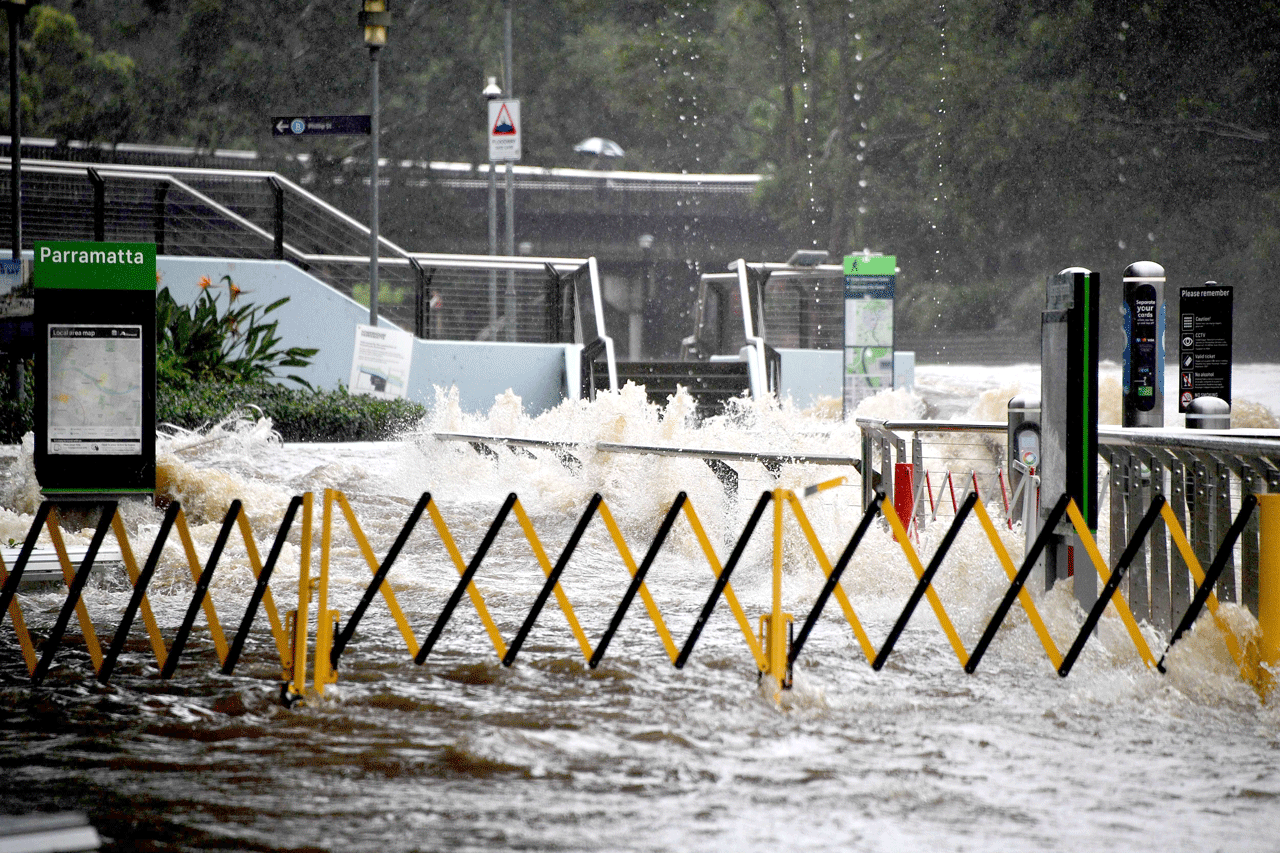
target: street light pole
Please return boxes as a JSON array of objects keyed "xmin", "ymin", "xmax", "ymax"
[
  {"xmin": 503, "ymin": 0, "xmax": 514, "ymax": 260},
  {"xmin": 502, "ymin": 0, "xmax": 516, "ymax": 342},
  {"xmin": 360, "ymin": 0, "xmax": 389, "ymax": 327},
  {"xmin": 6, "ymin": 0, "xmax": 31, "ymax": 260}
]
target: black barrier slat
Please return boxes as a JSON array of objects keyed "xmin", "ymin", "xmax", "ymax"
[
  {"xmin": 224, "ymin": 495, "xmax": 304, "ymax": 675},
  {"xmin": 416, "ymin": 493, "xmax": 519, "ymax": 664},
  {"xmin": 329, "ymin": 493, "xmax": 430, "ymax": 670},
  {"xmin": 99, "ymin": 501, "xmax": 183, "ymax": 683},
  {"xmin": 590, "ymin": 493, "xmax": 687, "ymax": 669},
  {"xmin": 503, "ymin": 494, "xmax": 603, "ymax": 666},
  {"xmin": 0, "ymin": 502, "xmax": 53, "ymax": 630},
  {"xmin": 160, "ymin": 501, "xmax": 242, "ymax": 680},
  {"xmin": 788, "ymin": 492, "xmax": 885, "ymax": 667},
  {"xmin": 674, "ymin": 491, "xmax": 773, "ymax": 670},
  {"xmin": 872, "ymin": 491, "xmax": 978, "ymax": 672},
  {"xmin": 1158, "ymin": 494, "xmax": 1258, "ymax": 673},
  {"xmin": 704, "ymin": 459, "xmax": 738, "ymax": 500},
  {"xmin": 965, "ymin": 493, "xmax": 1072, "ymax": 674},
  {"xmin": 1058, "ymin": 495, "xmax": 1167, "ymax": 678},
  {"xmin": 32, "ymin": 503, "xmax": 117, "ymax": 686}
]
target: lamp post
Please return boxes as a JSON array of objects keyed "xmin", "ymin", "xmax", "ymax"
[
  {"xmin": 632, "ymin": 234, "xmax": 654, "ymax": 359},
  {"xmin": 501, "ymin": 0, "xmax": 516, "ymax": 342},
  {"xmin": 359, "ymin": 0, "xmax": 389, "ymax": 327},
  {"xmin": 502, "ymin": 0, "xmax": 514, "ymax": 260},
  {"xmin": 5, "ymin": 0, "xmax": 31, "ymax": 260}
]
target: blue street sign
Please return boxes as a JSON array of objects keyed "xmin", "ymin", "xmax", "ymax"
[{"xmin": 272, "ymin": 115, "xmax": 371, "ymax": 137}]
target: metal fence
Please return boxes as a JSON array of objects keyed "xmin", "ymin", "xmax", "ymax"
[
  {"xmin": 857, "ymin": 417, "xmax": 1280, "ymax": 626},
  {"xmin": 0, "ymin": 159, "xmax": 613, "ymax": 353}
]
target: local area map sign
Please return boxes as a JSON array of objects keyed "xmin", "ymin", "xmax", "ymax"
[{"xmin": 34, "ymin": 241, "xmax": 157, "ymax": 498}]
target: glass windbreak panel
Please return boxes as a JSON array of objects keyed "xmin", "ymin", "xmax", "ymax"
[
  {"xmin": 762, "ymin": 273, "xmax": 844, "ymax": 350},
  {"xmin": 571, "ymin": 265, "xmax": 600, "ymax": 342},
  {"xmin": 695, "ymin": 275, "xmax": 745, "ymax": 356}
]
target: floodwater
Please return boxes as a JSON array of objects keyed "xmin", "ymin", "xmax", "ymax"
[{"xmin": 2, "ymin": 362, "xmax": 1279, "ymax": 853}]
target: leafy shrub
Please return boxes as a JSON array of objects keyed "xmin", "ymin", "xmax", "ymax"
[
  {"xmin": 158, "ymin": 382, "xmax": 426, "ymax": 442},
  {"xmin": 156, "ymin": 277, "xmax": 317, "ymax": 387},
  {"xmin": 0, "ymin": 360, "xmax": 34, "ymax": 444}
]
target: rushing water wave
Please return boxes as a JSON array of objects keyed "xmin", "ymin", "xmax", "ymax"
[{"xmin": 2, "ymin": 363, "xmax": 1279, "ymax": 852}]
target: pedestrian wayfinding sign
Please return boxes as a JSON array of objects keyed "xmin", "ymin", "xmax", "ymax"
[
  {"xmin": 488, "ymin": 99, "xmax": 521, "ymax": 161},
  {"xmin": 33, "ymin": 241, "xmax": 157, "ymax": 498},
  {"xmin": 842, "ymin": 254, "xmax": 896, "ymax": 416}
]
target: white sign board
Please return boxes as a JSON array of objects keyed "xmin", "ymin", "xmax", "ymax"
[
  {"xmin": 488, "ymin": 99, "xmax": 521, "ymax": 161},
  {"xmin": 349, "ymin": 324, "xmax": 414, "ymax": 399}
]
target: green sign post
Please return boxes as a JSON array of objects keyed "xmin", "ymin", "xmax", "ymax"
[
  {"xmin": 33, "ymin": 241, "xmax": 157, "ymax": 499},
  {"xmin": 842, "ymin": 254, "xmax": 896, "ymax": 417}
]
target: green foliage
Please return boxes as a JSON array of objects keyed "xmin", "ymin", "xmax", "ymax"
[
  {"xmin": 158, "ymin": 382, "xmax": 426, "ymax": 442},
  {"xmin": 156, "ymin": 278, "xmax": 318, "ymax": 388},
  {"xmin": 0, "ymin": 360, "xmax": 34, "ymax": 444},
  {"xmin": 1, "ymin": 6, "xmax": 140, "ymax": 142},
  {"xmin": 1, "ymin": 376, "xmax": 425, "ymax": 444},
  {"xmin": 10, "ymin": 0, "xmax": 1280, "ymax": 356}
]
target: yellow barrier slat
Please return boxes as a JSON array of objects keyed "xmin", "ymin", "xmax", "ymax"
[
  {"xmin": 766, "ymin": 490, "xmax": 786, "ymax": 690},
  {"xmin": 881, "ymin": 501, "xmax": 970, "ymax": 668},
  {"xmin": 425, "ymin": 500, "xmax": 509, "ymax": 659},
  {"xmin": 110, "ymin": 513, "xmax": 169, "ymax": 671},
  {"xmin": 596, "ymin": 501, "xmax": 679, "ymax": 663},
  {"xmin": 287, "ymin": 492, "xmax": 313, "ymax": 696},
  {"xmin": 331, "ymin": 491, "xmax": 420, "ymax": 659},
  {"xmin": 315, "ymin": 492, "xmax": 336, "ymax": 693},
  {"xmin": 1159, "ymin": 501, "xmax": 1245, "ymax": 668},
  {"xmin": 232, "ymin": 512, "xmax": 291, "ymax": 671},
  {"xmin": 0, "ymin": 557, "xmax": 39, "ymax": 675},
  {"xmin": 805, "ymin": 476, "xmax": 846, "ymax": 496},
  {"xmin": 172, "ymin": 510, "xmax": 230, "ymax": 665},
  {"xmin": 782, "ymin": 492, "xmax": 878, "ymax": 665},
  {"xmin": 45, "ymin": 509, "xmax": 105, "ymax": 671},
  {"xmin": 970, "ymin": 499, "xmax": 1063, "ymax": 670},
  {"xmin": 512, "ymin": 500, "xmax": 595, "ymax": 662},
  {"xmin": 679, "ymin": 500, "xmax": 766, "ymax": 670},
  {"xmin": 1065, "ymin": 501, "xmax": 1157, "ymax": 669}
]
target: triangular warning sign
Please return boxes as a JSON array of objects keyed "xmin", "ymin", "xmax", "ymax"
[{"xmin": 492, "ymin": 104, "xmax": 516, "ymax": 136}]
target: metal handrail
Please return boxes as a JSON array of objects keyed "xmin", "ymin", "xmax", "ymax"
[{"xmin": 3, "ymin": 158, "xmax": 617, "ymax": 364}]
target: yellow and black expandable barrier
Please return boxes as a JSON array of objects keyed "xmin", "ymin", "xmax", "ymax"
[
  {"xmin": 0, "ymin": 497, "xmax": 307, "ymax": 693},
  {"xmin": 1, "ymin": 485, "xmax": 1275, "ymax": 702}
]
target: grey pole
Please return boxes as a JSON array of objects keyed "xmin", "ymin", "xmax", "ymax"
[
  {"xmin": 368, "ymin": 44, "xmax": 380, "ymax": 327},
  {"xmin": 502, "ymin": 0, "xmax": 516, "ymax": 341},
  {"xmin": 8, "ymin": 2, "xmax": 26, "ymax": 260},
  {"xmin": 484, "ymin": 78, "xmax": 500, "ymax": 329}
]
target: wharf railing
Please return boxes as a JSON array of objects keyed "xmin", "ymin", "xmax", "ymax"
[{"xmin": 858, "ymin": 418, "xmax": 1280, "ymax": 628}]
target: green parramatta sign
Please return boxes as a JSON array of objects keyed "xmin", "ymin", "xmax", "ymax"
[{"xmin": 34, "ymin": 241, "xmax": 157, "ymax": 499}]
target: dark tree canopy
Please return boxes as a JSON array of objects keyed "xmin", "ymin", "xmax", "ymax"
[{"xmin": 5, "ymin": 0, "xmax": 1278, "ymax": 357}]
